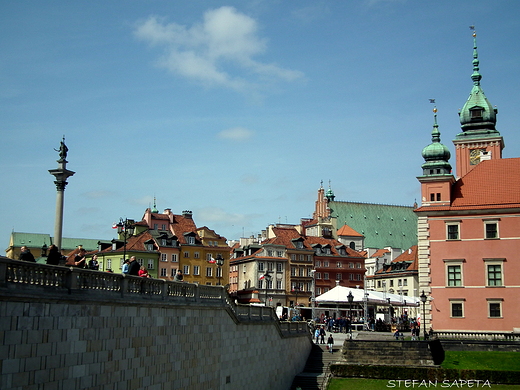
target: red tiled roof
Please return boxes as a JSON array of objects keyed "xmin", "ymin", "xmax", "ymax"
[
  {"xmin": 391, "ymin": 245, "xmax": 417, "ymax": 263},
  {"xmin": 452, "ymin": 158, "xmax": 520, "ymax": 207},
  {"xmin": 370, "ymin": 248, "xmax": 390, "ymax": 258},
  {"xmin": 416, "ymin": 158, "xmax": 520, "ymax": 212},
  {"xmin": 304, "ymin": 236, "xmax": 364, "ymax": 258},
  {"xmin": 336, "ymin": 224, "xmax": 363, "ymax": 237},
  {"xmin": 170, "ymin": 214, "xmax": 198, "ymax": 244}
]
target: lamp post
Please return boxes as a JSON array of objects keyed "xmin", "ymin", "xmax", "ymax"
[
  {"xmin": 347, "ymin": 290, "xmax": 354, "ymax": 339},
  {"xmin": 420, "ymin": 290, "xmax": 427, "ymax": 341},
  {"xmin": 41, "ymin": 244, "xmax": 48, "ymax": 258},
  {"xmin": 310, "ymin": 270, "xmax": 316, "ymax": 322},
  {"xmin": 116, "ymin": 218, "xmax": 135, "ymax": 263},
  {"xmin": 215, "ymin": 254, "xmax": 224, "ymax": 286},
  {"xmin": 263, "ymin": 271, "xmax": 272, "ymax": 306}
]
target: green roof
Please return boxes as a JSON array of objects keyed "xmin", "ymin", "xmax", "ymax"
[
  {"xmin": 7, "ymin": 232, "xmax": 101, "ymax": 252},
  {"xmin": 329, "ymin": 201, "xmax": 417, "ymax": 250}
]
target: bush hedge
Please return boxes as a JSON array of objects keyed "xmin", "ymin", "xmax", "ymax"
[{"xmin": 330, "ymin": 364, "xmax": 520, "ymax": 385}]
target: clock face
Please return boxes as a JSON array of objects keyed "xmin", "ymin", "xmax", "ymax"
[{"xmin": 469, "ymin": 149, "xmax": 484, "ymax": 165}]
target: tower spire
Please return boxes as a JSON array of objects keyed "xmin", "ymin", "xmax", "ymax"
[{"xmin": 471, "ymin": 27, "xmax": 482, "ymax": 86}]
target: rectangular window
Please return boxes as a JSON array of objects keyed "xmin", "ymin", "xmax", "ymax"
[
  {"xmin": 206, "ymin": 267, "xmax": 212, "ymax": 277},
  {"xmin": 183, "ymin": 265, "xmax": 190, "ymax": 275},
  {"xmin": 349, "ymin": 273, "xmax": 354, "ymax": 281},
  {"xmin": 276, "ymin": 280, "xmax": 282, "ymax": 289},
  {"xmin": 161, "ymin": 253, "xmax": 167, "ymax": 262},
  {"xmin": 171, "ymin": 254, "xmax": 178, "ymax": 262},
  {"xmin": 485, "ymin": 221, "xmax": 498, "ymax": 239},
  {"xmin": 107, "ymin": 258, "xmax": 112, "ymax": 270},
  {"xmin": 258, "ymin": 279, "xmax": 263, "ymax": 289},
  {"xmin": 487, "ymin": 264, "xmax": 503, "ymax": 286},
  {"xmin": 336, "ymin": 262, "xmax": 341, "ymax": 268},
  {"xmin": 183, "ymin": 252, "xmax": 189, "ymax": 258},
  {"xmin": 277, "ymin": 251, "xmax": 283, "ymax": 257},
  {"xmin": 315, "ymin": 272, "xmax": 321, "ymax": 279},
  {"xmin": 324, "ymin": 273, "xmax": 329, "ymax": 280},
  {"xmin": 160, "ymin": 268, "xmax": 167, "ymax": 277},
  {"xmin": 299, "ymin": 267, "xmax": 304, "ymax": 277},
  {"xmin": 194, "ymin": 252, "xmax": 200, "ymax": 259},
  {"xmin": 193, "ymin": 266, "xmax": 200, "ymax": 276},
  {"xmin": 291, "ymin": 267, "xmax": 296, "ymax": 276},
  {"xmin": 316, "ymin": 287, "xmax": 322, "ymax": 295},
  {"xmin": 147, "ymin": 259, "xmax": 154, "ymax": 269},
  {"xmin": 291, "ymin": 254, "xmax": 296, "ymax": 261},
  {"xmin": 171, "ymin": 268, "xmax": 177, "ymax": 277},
  {"xmin": 447, "ymin": 265, "xmax": 462, "ymax": 286},
  {"xmin": 268, "ymin": 262, "xmax": 274, "ymax": 271},
  {"xmin": 324, "ymin": 261, "xmax": 329, "ymax": 268},
  {"xmin": 336, "ymin": 273, "xmax": 342, "ymax": 280},
  {"xmin": 276, "ymin": 263, "xmax": 283, "ymax": 272},
  {"xmin": 447, "ymin": 223, "xmax": 460, "ymax": 240},
  {"xmin": 315, "ymin": 260, "xmax": 321, "ymax": 267},
  {"xmin": 451, "ymin": 302, "xmax": 463, "ymax": 318},
  {"xmin": 258, "ymin": 262, "xmax": 264, "ymax": 272},
  {"xmin": 216, "ymin": 267, "xmax": 222, "ymax": 278},
  {"xmin": 489, "ymin": 302, "xmax": 502, "ymax": 318}
]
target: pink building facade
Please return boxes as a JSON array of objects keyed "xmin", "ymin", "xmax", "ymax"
[{"xmin": 415, "ymin": 32, "xmax": 520, "ymax": 333}]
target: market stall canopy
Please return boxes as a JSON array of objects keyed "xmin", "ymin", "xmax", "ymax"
[{"xmin": 315, "ymin": 285, "xmax": 419, "ymax": 306}]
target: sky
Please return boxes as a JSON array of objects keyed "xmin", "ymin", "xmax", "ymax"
[{"xmin": 2, "ymin": 0, "xmax": 520, "ymax": 249}]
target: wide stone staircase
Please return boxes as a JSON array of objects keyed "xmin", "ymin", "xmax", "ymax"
[
  {"xmin": 290, "ymin": 343, "xmax": 339, "ymax": 390},
  {"xmin": 341, "ymin": 340, "xmax": 435, "ymax": 366}
]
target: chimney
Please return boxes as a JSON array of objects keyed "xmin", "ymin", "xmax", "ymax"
[{"xmin": 182, "ymin": 210, "xmax": 193, "ymax": 219}]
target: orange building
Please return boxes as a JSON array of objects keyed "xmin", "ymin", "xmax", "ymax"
[{"xmin": 416, "ymin": 32, "xmax": 520, "ymax": 332}]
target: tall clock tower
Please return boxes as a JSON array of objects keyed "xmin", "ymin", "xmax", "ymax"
[{"xmin": 453, "ymin": 30, "xmax": 504, "ymax": 178}]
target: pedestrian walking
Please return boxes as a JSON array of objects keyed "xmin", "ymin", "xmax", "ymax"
[{"xmin": 327, "ymin": 334, "xmax": 334, "ymax": 353}]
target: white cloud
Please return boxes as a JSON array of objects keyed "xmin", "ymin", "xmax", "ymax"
[
  {"xmin": 217, "ymin": 126, "xmax": 255, "ymax": 141},
  {"xmin": 134, "ymin": 7, "xmax": 303, "ymax": 92}
]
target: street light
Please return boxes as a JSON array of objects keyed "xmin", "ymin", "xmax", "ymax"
[
  {"xmin": 41, "ymin": 244, "xmax": 48, "ymax": 258},
  {"xmin": 263, "ymin": 271, "xmax": 272, "ymax": 306},
  {"xmin": 347, "ymin": 290, "xmax": 354, "ymax": 339},
  {"xmin": 116, "ymin": 218, "xmax": 135, "ymax": 263},
  {"xmin": 420, "ymin": 290, "xmax": 427, "ymax": 341},
  {"xmin": 215, "ymin": 254, "xmax": 224, "ymax": 286},
  {"xmin": 310, "ymin": 270, "xmax": 316, "ymax": 322}
]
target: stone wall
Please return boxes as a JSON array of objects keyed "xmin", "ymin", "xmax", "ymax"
[{"xmin": 0, "ymin": 258, "xmax": 311, "ymax": 390}]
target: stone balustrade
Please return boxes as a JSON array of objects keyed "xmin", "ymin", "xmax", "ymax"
[{"xmin": 0, "ymin": 256, "xmax": 312, "ymax": 389}]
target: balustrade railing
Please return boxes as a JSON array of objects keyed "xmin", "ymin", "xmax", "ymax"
[
  {"xmin": 0, "ymin": 257, "xmax": 309, "ymax": 336},
  {"xmin": 434, "ymin": 331, "xmax": 520, "ymax": 342}
]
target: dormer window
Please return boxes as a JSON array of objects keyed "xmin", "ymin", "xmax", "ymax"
[
  {"xmin": 146, "ymin": 243, "xmax": 154, "ymax": 251},
  {"xmin": 470, "ymin": 107, "xmax": 483, "ymax": 119},
  {"xmin": 292, "ymin": 238, "xmax": 304, "ymax": 249},
  {"xmin": 186, "ymin": 235, "xmax": 195, "ymax": 245}
]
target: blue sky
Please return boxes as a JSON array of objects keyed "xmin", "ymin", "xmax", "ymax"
[{"xmin": 2, "ymin": 0, "xmax": 520, "ymax": 248}]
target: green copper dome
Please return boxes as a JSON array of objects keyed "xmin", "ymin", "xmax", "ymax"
[
  {"xmin": 456, "ymin": 31, "xmax": 500, "ymax": 139},
  {"xmin": 421, "ymin": 108, "xmax": 452, "ymax": 175}
]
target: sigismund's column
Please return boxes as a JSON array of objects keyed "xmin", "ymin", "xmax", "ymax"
[{"xmin": 48, "ymin": 137, "xmax": 75, "ymax": 251}]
